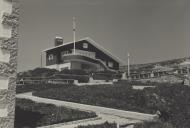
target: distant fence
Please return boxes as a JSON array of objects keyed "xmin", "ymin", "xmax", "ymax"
[{"xmin": 16, "ymin": 77, "xmax": 76, "ymax": 85}]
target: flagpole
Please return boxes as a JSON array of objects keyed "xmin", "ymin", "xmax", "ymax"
[{"xmin": 73, "ymin": 17, "xmax": 76, "ymax": 55}]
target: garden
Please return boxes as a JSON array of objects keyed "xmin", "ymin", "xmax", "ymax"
[
  {"xmin": 14, "ymin": 98, "xmax": 97, "ymax": 128},
  {"xmin": 33, "ymin": 83, "xmax": 190, "ymax": 128}
]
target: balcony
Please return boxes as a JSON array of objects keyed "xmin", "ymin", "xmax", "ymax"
[{"xmin": 61, "ymin": 49, "xmax": 96, "ymax": 59}]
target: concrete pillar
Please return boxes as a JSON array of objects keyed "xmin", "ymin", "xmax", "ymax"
[
  {"xmin": 0, "ymin": 0, "xmax": 19, "ymax": 128},
  {"xmin": 121, "ymin": 72, "xmax": 127, "ymax": 80}
]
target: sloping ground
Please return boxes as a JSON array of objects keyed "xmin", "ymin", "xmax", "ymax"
[
  {"xmin": 16, "ymin": 93, "xmax": 153, "ymax": 128},
  {"xmin": 32, "ymin": 84, "xmax": 158, "ymax": 113},
  {"xmin": 16, "ymin": 93, "xmax": 156, "ymax": 121},
  {"xmin": 32, "ymin": 83, "xmax": 190, "ymax": 128}
]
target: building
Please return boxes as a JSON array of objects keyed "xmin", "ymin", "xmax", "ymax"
[{"xmin": 43, "ymin": 37, "xmax": 124, "ymax": 72}]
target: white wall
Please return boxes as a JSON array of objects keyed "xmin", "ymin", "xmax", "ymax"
[
  {"xmin": 58, "ymin": 62, "xmax": 71, "ymax": 70},
  {"xmin": 0, "ymin": 0, "xmax": 12, "ymax": 39},
  {"xmin": 0, "ymin": 108, "xmax": 7, "ymax": 117},
  {"xmin": 45, "ymin": 63, "xmax": 71, "ymax": 71},
  {"xmin": 0, "ymin": 43, "xmax": 10, "ymax": 63},
  {"xmin": 0, "ymin": 77, "xmax": 9, "ymax": 89},
  {"xmin": 0, "ymin": 0, "xmax": 12, "ymax": 118},
  {"xmin": 45, "ymin": 64, "xmax": 59, "ymax": 70}
]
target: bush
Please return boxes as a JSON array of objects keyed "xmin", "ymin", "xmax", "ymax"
[
  {"xmin": 59, "ymin": 69, "xmax": 88, "ymax": 75},
  {"xmin": 15, "ymin": 99, "xmax": 97, "ymax": 127},
  {"xmin": 134, "ymin": 121, "xmax": 174, "ymax": 128},
  {"xmin": 92, "ymin": 70, "xmax": 120, "ymax": 80},
  {"xmin": 77, "ymin": 122, "xmax": 117, "ymax": 128},
  {"xmin": 54, "ymin": 74, "xmax": 89, "ymax": 83},
  {"xmin": 17, "ymin": 68, "xmax": 58, "ymax": 78},
  {"xmin": 16, "ymin": 83, "xmax": 73, "ymax": 94}
]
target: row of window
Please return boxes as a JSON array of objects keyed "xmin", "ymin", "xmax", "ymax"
[
  {"xmin": 102, "ymin": 61, "xmax": 113, "ymax": 68},
  {"xmin": 72, "ymin": 49, "xmax": 95, "ymax": 58},
  {"xmin": 48, "ymin": 54, "xmax": 114, "ymax": 67},
  {"xmin": 48, "ymin": 54, "xmax": 114, "ymax": 68}
]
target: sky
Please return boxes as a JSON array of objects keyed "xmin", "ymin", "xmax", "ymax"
[{"xmin": 17, "ymin": 0, "xmax": 190, "ymax": 72}]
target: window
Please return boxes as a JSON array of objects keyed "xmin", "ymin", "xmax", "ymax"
[
  {"xmin": 62, "ymin": 51, "xmax": 69, "ymax": 56},
  {"xmin": 83, "ymin": 43, "xmax": 88, "ymax": 49},
  {"xmin": 108, "ymin": 61, "xmax": 113, "ymax": 67},
  {"xmin": 48, "ymin": 54, "xmax": 54, "ymax": 61}
]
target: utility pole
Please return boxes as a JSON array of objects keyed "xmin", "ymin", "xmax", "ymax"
[
  {"xmin": 73, "ymin": 17, "xmax": 76, "ymax": 54},
  {"xmin": 40, "ymin": 51, "xmax": 42, "ymax": 68},
  {"xmin": 127, "ymin": 53, "xmax": 130, "ymax": 78}
]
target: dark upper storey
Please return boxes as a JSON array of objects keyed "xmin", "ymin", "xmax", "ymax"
[{"xmin": 45, "ymin": 39, "xmax": 120, "ymax": 70}]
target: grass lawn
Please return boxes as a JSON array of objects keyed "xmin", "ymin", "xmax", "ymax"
[{"xmin": 15, "ymin": 98, "xmax": 96, "ymax": 128}]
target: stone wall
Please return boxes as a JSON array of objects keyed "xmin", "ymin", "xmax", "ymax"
[{"xmin": 0, "ymin": 0, "xmax": 19, "ymax": 128}]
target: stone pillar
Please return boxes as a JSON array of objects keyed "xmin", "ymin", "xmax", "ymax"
[{"xmin": 0, "ymin": 0, "xmax": 19, "ymax": 128}]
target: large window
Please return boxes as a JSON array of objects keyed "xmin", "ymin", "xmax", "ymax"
[
  {"xmin": 108, "ymin": 61, "xmax": 113, "ymax": 67},
  {"xmin": 83, "ymin": 43, "xmax": 88, "ymax": 49}
]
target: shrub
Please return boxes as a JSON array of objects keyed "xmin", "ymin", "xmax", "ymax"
[
  {"xmin": 15, "ymin": 99, "xmax": 97, "ymax": 127},
  {"xmin": 59, "ymin": 69, "xmax": 88, "ymax": 75},
  {"xmin": 77, "ymin": 122, "xmax": 117, "ymax": 128},
  {"xmin": 134, "ymin": 121, "xmax": 174, "ymax": 128},
  {"xmin": 17, "ymin": 68, "xmax": 58, "ymax": 78},
  {"xmin": 54, "ymin": 74, "xmax": 89, "ymax": 83},
  {"xmin": 16, "ymin": 83, "xmax": 73, "ymax": 94}
]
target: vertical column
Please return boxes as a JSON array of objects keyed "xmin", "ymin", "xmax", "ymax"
[
  {"xmin": 0, "ymin": 0, "xmax": 19, "ymax": 128},
  {"xmin": 127, "ymin": 53, "xmax": 130, "ymax": 78}
]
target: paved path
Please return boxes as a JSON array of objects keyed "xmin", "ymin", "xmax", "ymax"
[{"xmin": 16, "ymin": 92, "xmax": 157, "ymax": 128}]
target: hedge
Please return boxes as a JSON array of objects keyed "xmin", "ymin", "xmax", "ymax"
[
  {"xmin": 16, "ymin": 83, "xmax": 74, "ymax": 94},
  {"xmin": 77, "ymin": 122, "xmax": 117, "ymax": 128}
]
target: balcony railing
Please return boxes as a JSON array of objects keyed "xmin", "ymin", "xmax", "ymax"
[{"xmin": 62, "ymin": 49, "xmax": 96, "ymax": 59}]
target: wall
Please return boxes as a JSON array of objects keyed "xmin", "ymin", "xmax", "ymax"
[{"xmin": 0, "ymin": 0, "xmax": 19, "ymax": 127}]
